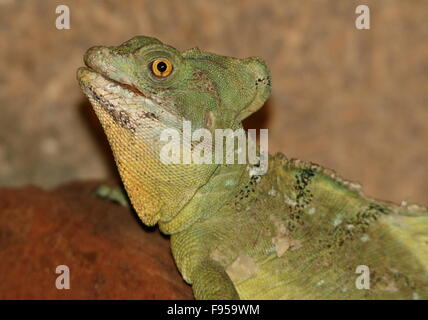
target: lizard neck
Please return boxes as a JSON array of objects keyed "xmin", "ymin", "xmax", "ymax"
[{"xmin": 158, "ymin": 163, "xmax": 249, "ymax": 234}]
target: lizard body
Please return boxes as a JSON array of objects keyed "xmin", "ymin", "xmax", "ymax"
[{"xmin": 77, "ymin": 36, "xmax": 428, "ymax": 299}]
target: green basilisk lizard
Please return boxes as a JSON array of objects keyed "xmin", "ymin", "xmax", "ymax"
[{"xmin": 77, "ymin": 36, "xmax": 428, "ymax": 299}]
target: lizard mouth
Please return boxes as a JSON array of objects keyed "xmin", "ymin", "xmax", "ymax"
[
  {"xmin": 76, "ymin": 66, "xmax": 165, "ymax": 119},
  {"xmin": 77, "ymin": 66, "xmax": 150, "ymax": 104},
  {"xmin": 76, "ymin": 66, "xmax": 161, "ymax": 133},
  {"xmin": 77, "ymin": 66, "xmax": 182, "ymax": 135}
]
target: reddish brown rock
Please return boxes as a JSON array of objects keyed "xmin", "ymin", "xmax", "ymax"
[{"xmin": 0, "ymin": 181, "xmax": 193, "ymax": 299}]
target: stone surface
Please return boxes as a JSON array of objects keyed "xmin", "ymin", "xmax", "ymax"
[
  {"xmin": 0, "ymin": 0, "xmax": 427, "ymax": 254},
  {"xmin": 0, "ymin": 181, "xmax": 193, "ymax": 299}
]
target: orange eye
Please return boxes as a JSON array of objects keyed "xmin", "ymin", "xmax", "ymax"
[{"xmin": 151, "ymin": 58, "xmax": 173, "ymax": 77}]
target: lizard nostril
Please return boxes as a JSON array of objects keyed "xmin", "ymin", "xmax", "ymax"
[{"xmin": 84, "ymin": 46, "xmax": 108, "ymax": 70}]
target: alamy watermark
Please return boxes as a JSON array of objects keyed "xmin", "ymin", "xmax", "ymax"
[
  {"xmin": 159, "ymin": 120, "xmax": 269, "ymax": 175},
  {"xmin": 55, "ymin": 4, "xmax": 370, "ymax": 31},
  {"xmin": 355, "ymin": 265, "xmax": 370, "ymax": 290},
  {"xmin": 55, "ymin": 5, "xmax": 70, "ymax": 30},
  {"xmin": 55, "ymin": 265, "xmax": 70, "ymax": 290},
  {"xmin": 355, "ymin": 5, "xmax": 370, "ymax": 30}
]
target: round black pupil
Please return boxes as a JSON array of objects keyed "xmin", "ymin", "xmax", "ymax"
[{"xmin": 157, "ymin": 61, "xmax": 167, "ymax": 73}]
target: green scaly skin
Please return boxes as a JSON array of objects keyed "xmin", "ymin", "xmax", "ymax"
[{"xmin": 77, "ymin": 36, "xmax": 428, "ymax": 299}]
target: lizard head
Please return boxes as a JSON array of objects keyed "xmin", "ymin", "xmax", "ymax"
[{"xmin": 77, "ymin": 36, "xmax": 271, "ymax": 227}]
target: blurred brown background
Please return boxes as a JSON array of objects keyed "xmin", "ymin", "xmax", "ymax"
[
  {"xmin": 0, "ymin": 0, "xmax": 427, "ymax": 299},
  {"xmin": 0, "ymin": 0, "xmax": 427, "ymax": 205}
]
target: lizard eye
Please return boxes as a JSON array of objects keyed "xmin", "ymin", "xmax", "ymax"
[{"xmin": 150, "ymin": 58, "xmax": 173, "ymax": 77}]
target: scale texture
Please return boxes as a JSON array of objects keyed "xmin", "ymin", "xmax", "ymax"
[{"xmin": 77, "ymin": 36, "xmax": 428, "ymax": 299}]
